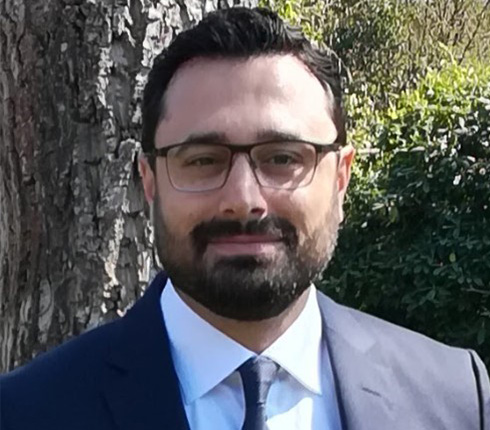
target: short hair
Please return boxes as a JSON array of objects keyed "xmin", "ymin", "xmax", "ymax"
[{"xmin": 142, "ymin": 6, "xmax": 345, "ymax": 169}]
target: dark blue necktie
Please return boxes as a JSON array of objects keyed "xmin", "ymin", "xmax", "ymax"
[{"xmin": 238, "ymin": 357, "xmax": 279, "ymax": 430}]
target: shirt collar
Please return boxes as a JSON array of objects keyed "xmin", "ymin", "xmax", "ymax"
[
  {"xmin": 262, "ymin": 285, "xmax": 323, "ymax": 395},
  {"xmin": 161, "ymin": 279, "xmax": 323, "ymax": 405}
]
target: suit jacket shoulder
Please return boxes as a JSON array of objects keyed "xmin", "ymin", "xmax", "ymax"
[
  {"xmin": 0, "ymin": 271, "xmax": 188, "ymax": 430},
  {"xmin": 0, "ymin": 318, "xmax": 123, "ymax": 429},
  {"xmin": 317, "ymin": 292, "xmax": 490, "ymax": 430}
]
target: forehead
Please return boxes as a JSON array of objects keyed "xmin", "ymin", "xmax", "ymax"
[{"xmin": 155, "ymin": 55, "xmax": 337, "ymax": 147}]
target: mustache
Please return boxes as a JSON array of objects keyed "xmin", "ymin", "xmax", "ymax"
[{"xmin": 191, "ymin": 216, "xmax": 298, "ymax": 253}]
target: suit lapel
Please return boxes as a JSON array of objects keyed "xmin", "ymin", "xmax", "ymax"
[
  {"xmin": 102, "ymin": 271, "xmax": 190, "ymax": 430},
  {"xmin": 317, "ymin": 292, "xmax": 400, "ymax": 430}
]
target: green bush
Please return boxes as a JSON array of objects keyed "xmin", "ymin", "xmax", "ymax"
[{"xmin": 322, "ymin": 63, "xmax": 490, "ymax": 366}]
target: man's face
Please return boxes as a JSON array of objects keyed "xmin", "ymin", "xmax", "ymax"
[{"xmin": 140, "ymin": 55, "xmax": 354, "ymax": 321}]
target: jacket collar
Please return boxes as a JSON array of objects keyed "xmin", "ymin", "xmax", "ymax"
[
  {"xmin": 102, "ymin": 271, "xmax": 190, "ymax": 430},
  {"xmin": 317, "ymin": 292, "xmax": 400, "ymax": 430}
]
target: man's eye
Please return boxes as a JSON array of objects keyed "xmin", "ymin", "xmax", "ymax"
[
  {"xmin": 185, "ymin": 156, "xmax": 220, "ymax": 166},
  {"xmin": 264, "ymin": 153, "xmax": 300, "ymax": 166}
]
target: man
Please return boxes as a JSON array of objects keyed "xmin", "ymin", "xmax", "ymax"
[{"xmin": 1, "ymin": 6, "xmax": 488, "ymax": 430}]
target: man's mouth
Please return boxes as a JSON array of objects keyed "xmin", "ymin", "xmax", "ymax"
[
  {"xmin": 209, "ymin": 234, "xmax": 282, "ymax": 244},
  {"xmin": 206, "ymin": 234, "xmax": 283, "ymax": 255}
]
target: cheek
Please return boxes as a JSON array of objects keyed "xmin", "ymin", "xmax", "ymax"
[
  {"xmin": 271, "ymin": 191, "xmax": 321, "ymax": 239},
  {"xmin": 159, "ymin": 188, "xmax": 214, "ymax": 237},
  {"xmin": 275, "ymin": 178, "xmax": 335, "ymax": 240}
]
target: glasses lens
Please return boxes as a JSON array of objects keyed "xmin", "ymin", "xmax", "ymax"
[
  {"xmin": 166, "ymin": 144, "xmax": 231, "ymax": 191},
  {"xmin": 252, "ymin": 142, "xmax": 317, "ymax": 189}
]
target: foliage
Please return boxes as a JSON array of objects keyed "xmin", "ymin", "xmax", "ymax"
[
  {"xmin": 324, "ymin": 63, "xmax": 490, "ymax": 367},
  {"xmin": 261, "ymin": 0, "xmax": 490, "ymax": 369},
  {"xmin": 262, "ymin": 0, "xmax": 490, "ymax": 114}
]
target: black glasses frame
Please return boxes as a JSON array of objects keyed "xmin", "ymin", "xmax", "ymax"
[{"xmin": 144, "ymin": 139, "xmax": 342, "ymax": 192}]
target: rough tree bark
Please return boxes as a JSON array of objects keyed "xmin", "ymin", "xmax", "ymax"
[{"xmin": 0, "ymin": 0, "xmax": 256, "ymax": 373}]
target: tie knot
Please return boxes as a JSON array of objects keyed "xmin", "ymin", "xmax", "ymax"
[{"xmin": 238, "ymin": 357, "xmax": 279, "ymax": 407}]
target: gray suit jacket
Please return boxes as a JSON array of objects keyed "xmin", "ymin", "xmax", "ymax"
[
  {"xmin": 319, "ymin": 292, "xmax": 490, "ymax": 429},
  {"xmin": 1, "ymin": 271, "xmax": 489, "ymax": 429}
]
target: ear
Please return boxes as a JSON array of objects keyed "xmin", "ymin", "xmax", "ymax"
[
  {"xmin": 139, "ymin": 154, "xmax": 156, "ymax": 204},
  {"xmin": 336, "ymin": 144, "xmax": 355, "ymax": 222}
]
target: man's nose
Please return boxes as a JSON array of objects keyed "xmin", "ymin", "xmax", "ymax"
[{"xmin": 217, "ymin": 154, "xmax": 268, "ymax": 219}]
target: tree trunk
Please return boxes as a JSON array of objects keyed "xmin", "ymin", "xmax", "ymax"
[{"xmin": 0, "ymin": 0, "xmax": 257, "ymax": 373}]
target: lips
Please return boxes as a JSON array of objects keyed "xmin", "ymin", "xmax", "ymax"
[
  {"xmin": 206, "ymin": 234, "xmax": 284, "ymax": 256},
  {"xmin": 208, "ymin": 234, "xmax": 282, "ymax": 244}
]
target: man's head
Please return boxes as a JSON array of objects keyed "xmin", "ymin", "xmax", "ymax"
[{"xmin": 139, "ymin": 7, "xmax": 354, "ymax": 321}]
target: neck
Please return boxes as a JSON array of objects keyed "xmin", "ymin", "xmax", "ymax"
[{"xmin": 175, "ymin": 288, "xmax": 311, "ymax": 354}]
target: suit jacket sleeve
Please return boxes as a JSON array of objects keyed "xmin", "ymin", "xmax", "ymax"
[{"xmin": 469, "ymin": 350, "xmax": 490, "ymax": 430}]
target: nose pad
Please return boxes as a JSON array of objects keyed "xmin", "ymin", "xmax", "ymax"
[
  {"xmin": 218, "ymin": 154, "xmax": 267, "ymax": 218},
  {"xmin": 247, "ymin": 156, "xmax": 258, "ymax": 171},
  {"xmin": 226, "ymin": 153, "xmax": 260, "ymax": 186}
]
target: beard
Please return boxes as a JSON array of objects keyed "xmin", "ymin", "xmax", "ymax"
[{"xmin": 152, "ymin": 193, "xmax": 340, "ymax": 321}]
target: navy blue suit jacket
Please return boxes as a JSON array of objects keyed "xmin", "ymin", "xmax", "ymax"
[{"xmin": 1, "ymin": 271, "xmax": 489, "ymax": 429}]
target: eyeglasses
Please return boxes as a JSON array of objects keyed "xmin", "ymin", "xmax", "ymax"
[{"xmin": 145, "ymin": 140, "xmax": 341, "ymax": 193}]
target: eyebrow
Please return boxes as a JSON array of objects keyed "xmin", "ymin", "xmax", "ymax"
[{"xmin": 178, "ymin": 129, "xmax": 307, "ymax": 145}]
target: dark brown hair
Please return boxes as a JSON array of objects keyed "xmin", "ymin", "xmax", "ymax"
[{"xmin": 142, "ymin": 7, "xmax": 345, "ymax": 169}]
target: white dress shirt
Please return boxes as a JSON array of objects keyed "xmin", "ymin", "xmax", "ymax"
[{"xmin": 161, "ymin": 279, "xmax": 342, "ymax": 430}]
